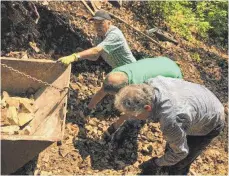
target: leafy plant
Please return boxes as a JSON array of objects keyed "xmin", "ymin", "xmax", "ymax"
[
  {"xmin": 191, "ymin": 52, "xmax": 201, "ymax": 63},
  {"xmin": 148, "ymin": 0, "xmax": 228, "ymax": 46}
]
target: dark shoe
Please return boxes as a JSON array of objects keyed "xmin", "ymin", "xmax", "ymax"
[
  {"xmin": 139, "ymin": 157, "xmax": 161, "ymax": 175},
  {"xmin": 168, "ymin": 166, "xmax": 190, "ymax": 175}
]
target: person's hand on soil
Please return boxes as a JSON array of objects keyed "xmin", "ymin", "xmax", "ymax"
[
  {"xmin": 109, "ymin": 120, "xmax": 131, "ymax": 146},
  {"xmin": 103, "ymin": 122, "xmax": 118, "ymax": 142},
  {"xmin": 88, "ymin": 101, "xmax": 97, "ymax": 110},
  {"xmin": 58, "ymin": 53, "xmax": 80, "ymax": 65},
  {"xmin": 108, "ymin": 123, "xmax": 128, "ymax": 151},
  {"xmin": 139, "ymin": 157, "xmax": 162, "ymax": 175}
]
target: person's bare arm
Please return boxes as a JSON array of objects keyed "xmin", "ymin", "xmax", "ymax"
[
  {"xmin": 135, "ymin": 111, "xmax": 150, "ymax": 120},
  {"xmin": 112, "ymin": 110, "xmax": 149, "ymax": 130},
  {"xmin": 112, "ymin": 114, "xmax": 131, "ymax": 129},
  {"xmin": 88, "ymin": 86, "xmax": 107, "ymax": 109},
  {"xmin": 78, "ymin": 46, "xmax": 103, "ymax": 61}
]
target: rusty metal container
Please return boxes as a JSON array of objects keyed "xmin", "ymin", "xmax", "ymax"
[{"xmin": 1, "ymin": 57, "xmax": 71, "ymax": 174}]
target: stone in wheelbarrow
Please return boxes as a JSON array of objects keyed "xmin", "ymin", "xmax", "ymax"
[{"xmin": 1, "ymin": 57, "xmax": 71, "ymax": 174}]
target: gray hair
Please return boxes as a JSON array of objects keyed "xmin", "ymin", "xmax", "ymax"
[{"xmin": 114, "ymin": 83, "xmax": 155, "ymax": 116}]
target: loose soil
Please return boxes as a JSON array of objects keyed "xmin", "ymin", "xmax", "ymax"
[{"xmin": 1, "ymin": 1, "xmax": 228, "ymax": 175}]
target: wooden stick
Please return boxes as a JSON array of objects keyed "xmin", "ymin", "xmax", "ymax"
[
  {"xmin": 106, "ymin": 11, "xmax": 165, "ymax": 49},
  {"xmin": 90, "ymin": 1, "xmax": 98, "ymax": 11},
  {"xmin": 81, "ymin": 0, "xmax": 95, "ymax": 16}
]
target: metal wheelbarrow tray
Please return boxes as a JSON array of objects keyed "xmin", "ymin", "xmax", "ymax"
[{"xmin": 1, "ymin": 57, "xmax": 71, "ymax": 174}]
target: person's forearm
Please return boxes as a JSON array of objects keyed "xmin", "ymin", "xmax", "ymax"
[
  {"xmin": 135, "ymin": 111, "xmax": 150, "ymax": 120},
  {"xmin": 78, "ymin": 47, "xmax": 103, "ymax": 61},
  {"xmin": 113, "ymin": 114, "xmax": 131, "ymax": 129},
  {"xmin": 88, "ymin": 87, "xmax": 107, "ymax": 109},
  {"xmin": 91, "ymin": 91, "xmax": 106, "ymax": 106}
]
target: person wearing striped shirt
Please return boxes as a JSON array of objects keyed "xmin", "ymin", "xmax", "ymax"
[
  {"xmin": 58, "ymin": 10, "xmax": 136, "ymax": 68},
  {"xmin": 114, "ymin": 76, "xmax": 225, "ymax": 175}
]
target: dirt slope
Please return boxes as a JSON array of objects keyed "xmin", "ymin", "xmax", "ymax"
[{"xmin": 1, "ymin": 1, "xmax": 228, "ymax": 175}]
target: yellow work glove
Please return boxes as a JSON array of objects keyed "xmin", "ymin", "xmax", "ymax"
[{"xmin": 58, "ymin": 53, "xmax": 80, "ymax": 65}]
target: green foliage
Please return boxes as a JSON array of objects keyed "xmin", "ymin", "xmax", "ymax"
[
  {"xmin": 204, "ymin": 1, "xmax": 228, "ymax": 44},
  {"xmin": 191, "ymin": 52, "xmax": 201, "ymax": 63},
  {"xmin": 148, "ymin": 0, "xmax": 228, "ymax": 46}
]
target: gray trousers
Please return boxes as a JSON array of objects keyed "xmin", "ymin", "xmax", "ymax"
[{"xmin": 167, "ymin": 122, "xmax": 225, "ymax": 175}]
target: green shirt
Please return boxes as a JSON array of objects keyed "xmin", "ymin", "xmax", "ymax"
[
  {"xmin": 111, "ymin": 57, "xmax": 182, "ymax": 84},
  {"xmin": 97, "ymin": 25, "xmax": 136, "ymax": 68}
]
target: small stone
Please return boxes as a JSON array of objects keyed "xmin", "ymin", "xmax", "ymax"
[
  {"xmin": 82, "ymin": 86, "xmax": 88, "ymax": 91},
  {"xmin": 118, "ymin": 148, "xmax": 125, "ymax": 155},
  {"xmin": 18, "ymin": 113, "xmax": 34, "ymax": 126},
  {"xmin": 115, "ymin": 160, "xmax": 126, "ymax": 169},
  {"xmin": 88, "ymin": 119, "xmax": 97, "ymax": 126},
  {"xmin": 79, "ymin": 111, "xmax": 84, "ymax": 118},
  {"xmin": 154, "ymin": 132, "xmax": 159, "ymax": 137},
  {"xmin": 23, "ymin": 126, "xmax": 32, "ymax": 135},
  {"xmin": 71, "ymin": 124, "xmax": 79, "ymax": 136},
  {"xmin": 138, "ymin": 142, "xmax": 143, "ymax": 149},
  {"xmin": 141, "ymin": 145, "xmax": 152, "ymax": 155},
  {"xmin": 88, "ymin": 84, "xmax": 94, "ymax": 89},
  {"xmin": 7, "ymin": 106, "xmax": 18, "ymax": 125},
  {"xmin": 93, "ymin": 127, "xmax": 98, "ymax": 134},
  {"xmin": 127, "ymin": 143, "xmax": 134, "ymax": 149},
  {"xmin": 40, "ymin": 171, "xmax": 52, "ymax": 175},
  {"xmin": 59, "ymin": 147, "xmax": 71, "ymax": 157},
  {"xmin": 2, "ymin": 91, "xmax": 10, "ymax": 98},
  {"xmin": 147, "ymin": 145, "xmax": 153, "ymax": 153},
  {"xmin": 1, "ymin": 125, "xmax": 20, "ymax": 135},
  {"xmin": 70, "ymin": 83, "xmax": 81, "ymax": 90},
  {"xmin": 1, "ymin": 108, "xmax": 9, "ymax": 126},
  {"xmin": 84, "ymin": 156, "xmax": 91, "ymax": 166},
  {"xmin": 133, "ymin": 161, "xmax": 140, "ymax": 168},
  {"xmin": 98, "ymin": 124, "xmax": 103, "ymax": 130},
  {"xmin": 131, "ymin": 153, "xmax": 137, "ymax": 159},
  {"xmin": 1, "ymin": 98, "xmax": 7, "ymax": 108},
  {"xmin": 97, "ymin": 130, "xmax": 102, "ymax": 135},
  {"xmin": 29, "ymin": 42, "xmax": 40, "ymax": 53},
  {"xmin": 42, "ymin": 154, "xmax": 50, "ymax": 162},
  {"xmin": 78, "ymin": 74, "xmax": 84, "ymax": 83},
  {"xmin": 146, "ymin": 131, "xmax": 155, "ymax": 141},
  {"xmin": 27, "ymin": 171, "xmax": 34, "ymax": 175},
  {"xmin": 5, "ymin": 98, "xmax": 20, "ymax": 109},
  {"xmin": 98, "ymin": 141, "xmax": 106, "ymax": 145},
  {"xmin": 34, "ymin": 169, "xmax": 40, "ymax": 176},
  {"xmin": 18, "ymin": 98, "xmax": 35, "ymax": 113}
]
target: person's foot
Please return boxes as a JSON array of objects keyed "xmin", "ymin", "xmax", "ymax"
[{"xmin": 139, "ymin": 157, "xmax": 161, "ymax": 175}]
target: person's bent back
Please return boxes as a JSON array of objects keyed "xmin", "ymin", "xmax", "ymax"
[
  {"xmin": 88, "ymin": 57, "xmax": 183, "ymax": 109},
  {"xmin": 114, "ymin": 76, "xmax": 225, "ymax": 175},
  {"xmin": 104, "ymin": 57, "xmax": 183, "ymax": 94}
]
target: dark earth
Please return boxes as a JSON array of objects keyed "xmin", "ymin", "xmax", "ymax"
[{"xmin": 1, "ymin": 1, "xmax": 228, "ymax": 175}]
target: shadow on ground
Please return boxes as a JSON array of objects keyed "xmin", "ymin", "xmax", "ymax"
[{"xmin": 73, "ymin": 119, "xmax": 146, "ymax": 171}]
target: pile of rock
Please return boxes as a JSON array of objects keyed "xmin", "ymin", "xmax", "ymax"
[{"xmin": 1, "ymin": 91, "xmax": 37, "ymax": 135}]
